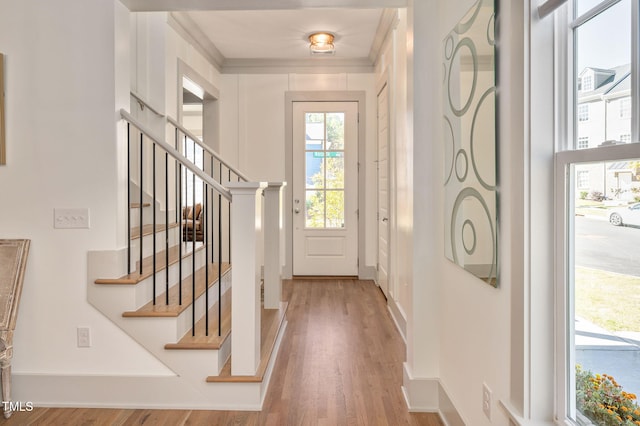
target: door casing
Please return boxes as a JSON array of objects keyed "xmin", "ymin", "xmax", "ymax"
[{"xmin": 284, "ymin": 91, "xmax": 367, "ymax": 279}]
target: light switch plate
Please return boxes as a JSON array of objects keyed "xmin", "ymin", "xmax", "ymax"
[{"xmin": 54, "ymin": 208, "xmax": 90, "ymax": 229}]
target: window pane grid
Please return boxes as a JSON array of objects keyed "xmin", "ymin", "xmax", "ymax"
[{"xmin": 304, "ymin": 112, "xmax": 346, "ymax": 228}]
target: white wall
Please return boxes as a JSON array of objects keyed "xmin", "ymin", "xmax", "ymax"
[
  {"xmin": 218, "ymin": 72, "xmax": 379, "ymax": 273},
  {"xmin": 390, "ymin": 0, "xmax": 553, "ymax": 423},
  {"xmin": 0, "ymin": 0, "xmax": 172, "ymax": 380}
]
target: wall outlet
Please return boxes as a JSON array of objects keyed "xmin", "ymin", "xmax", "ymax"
[
  {"xmin": 77, "ymin": 327, "xmax": 91, "ymax": 348},
  {"xmin": 482, "ymin": 382, "xmax": 492, "ymax": 420},
  {"xmin": 54, "ymin": 208, "xmax": 90, "ymax": 229}
]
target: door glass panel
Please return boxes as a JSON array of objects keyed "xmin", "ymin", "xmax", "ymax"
[
  {"xmin": 306, "ymin": 152, "xmax": 324, "ymax": 188},
  {"xmin": 325, "ymin": 190, "xmax": 345, "ymax": 228},
  {"xmin": 305, "ymin": 190, "xmax": 325, "ymax": 228},
  {"xmin": 305, "ymin": 113, "xmax": 325, "ymax": 150},
  {"xmin": 326, "ymin": 156, "xmax": 344, "ymax": 189},
  {"xmin": 572, "ymin": 159, "xmax": 640, "ymax": 424},
  {"xmin": 326, "ymin": 113, "xmax": 345, "ymax": 150},
  {"xmin": 303, "ymin": 111, "xmax": 347, "ymax": 229}
]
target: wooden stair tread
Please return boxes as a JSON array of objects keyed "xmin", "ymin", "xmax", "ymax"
[
  {"xmin": 130, "ymin": 203, "xmax": 151, "ymax": 208},
  {"xmin": 131, "ymin": 222, "xmax": 179, "ymax": 240},
  {"xmin": 122, "ymin": 262, "xmax": 231, "ymax": 317},
  {"xmin": 164, "ymin": 290, "xmax": 232, "ymax": 350},
  {"xmin": 206, "ymin": 301, "xmax": 288, "ymax": 383},
  {"xmin": 94, "ymin": 242, "xmax": 205, "ymax": 285}
]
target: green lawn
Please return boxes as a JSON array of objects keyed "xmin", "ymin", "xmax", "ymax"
[{"xmin": 576, "ymin": 266, "xmax": 640, "ymax": 332}]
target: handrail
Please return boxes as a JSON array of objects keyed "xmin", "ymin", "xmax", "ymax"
[
  {"xmin": 166, "ymin": 116, "xmax": 251, "ymax": 182},
  {"xmin": 120, "ymin": 109, "xmax": 232, "ymax": 201},
  {"xmin": 130, "ymin": 91, "xmax": 165, "ymax": 118}
]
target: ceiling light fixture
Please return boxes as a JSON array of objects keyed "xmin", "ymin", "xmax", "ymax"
[{"xmin": 309, "ymin": 32, "xmax": 335, "ymax": 55}]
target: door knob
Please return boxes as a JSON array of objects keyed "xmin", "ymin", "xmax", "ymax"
[
  {"xmin": 382, "ymin": 217, "xmax": 388, "ymax": 222},
  {"xmin": 294, "ymin": 208, "xmax": 300, "ymax": 214}
]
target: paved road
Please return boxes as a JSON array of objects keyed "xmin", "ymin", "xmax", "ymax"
[
  {"xmin": 575, "ymin": 216, "xmax": 640, "ymax": 276},
  {"xmin": 574, "ymin": 215, "xmax": 640, "ymax": 397}
]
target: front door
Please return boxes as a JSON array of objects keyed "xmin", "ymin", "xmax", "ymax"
[{"xmin": 292, "ymin": 102, "xmax": 358, "ymax": 276}]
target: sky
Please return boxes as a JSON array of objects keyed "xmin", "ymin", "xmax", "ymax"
[{"xmin": 575, "ymin": 0, "xmax": 631, "ymax": 72}]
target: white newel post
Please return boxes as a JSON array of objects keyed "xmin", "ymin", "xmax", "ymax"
[
  {"xmin": 227, "ymin": 181, "xmax": 266, "ymax": 376},
  {"xmin": 263, "ymin": 182, "xmax": 286, "ymax": 309}
]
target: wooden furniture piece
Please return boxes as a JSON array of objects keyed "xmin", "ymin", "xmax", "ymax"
[
  {"xmin": 0, "ymin": 239, "xmax": 30, "ymax": 418},
  {"xmin": 182, "ymin": 203, "xmax": 204, "ymax": 242}
]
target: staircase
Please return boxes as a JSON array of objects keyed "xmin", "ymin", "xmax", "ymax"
[{"xmin": 86, "ymin": 105, "xmax": 287, "ymax": 409}]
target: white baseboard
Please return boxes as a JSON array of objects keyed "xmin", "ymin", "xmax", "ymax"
[
  {"xmin": 360, "ymin": 265, "xmax": 377, "ymax": 280},
  {"xmin": 387, "ymin": 297, "xmax": 407, "ymax": 342},
  {"xmin": 402, "ymin": 363, "xmax": 466, "ymax": 426}
]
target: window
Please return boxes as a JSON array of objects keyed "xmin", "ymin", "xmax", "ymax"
[
  {"xmin": 577, "ymin": 136, "xmax": 589, "ymax": 149},
  {"xmin": 556, "ymin": 0, "xmax": 639, "ymax": 424},
  {"xmin": 576, "ymin": 170, "xmax": 589, "ymax": 188},
  {"xmin": 304, "ymin": 112, "xmax": 346, "ymax": 228},
  {"xmin": 580, "ymin": 74, "xmax": 593, "ymax": 91},
  {"xmin": 577, "ymin": 104, "xmax": 589, "ymax": 121},
  {"xmin": 620, "ymin": 97, "xmax": 632, "ymax": 119}
]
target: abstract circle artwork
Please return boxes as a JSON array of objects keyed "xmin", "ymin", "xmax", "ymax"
[{"xmin": 443, "ymin": 0, "xmax": 497, "ymax": 287}]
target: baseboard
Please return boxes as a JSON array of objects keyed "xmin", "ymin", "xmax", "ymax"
[
  {"xmin": 402, "ymin": 364, "xmax": 466, "ymax": 426},
  {"xmin": 11, "ymin": 372, "xmax": 267, "ymax": 410},
  {"xmin": 359, "ymin": 265, "xmax": 377, "ymax": 280},
  {"xmin": 387, "ymin": 297, "xmax": 407, "ymax": 343},
  {"xmin": 402, "ymin": 363, "xmax": 439, "ymax": 412},
  {"xmin": 438, "ymin": 381, "xmax": 467, "ymax": 426}
]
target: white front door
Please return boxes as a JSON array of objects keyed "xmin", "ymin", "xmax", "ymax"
[
  {"xmin": 377, "ymin": 84, "xmax": 390, "ymax": 297},
  {"xmin": 292, "ymin": 102, "xmax": 358, "ymax": 276}
]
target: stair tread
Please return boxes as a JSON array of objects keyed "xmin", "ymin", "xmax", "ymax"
[
  {"xmin": 206, "ymin": 301, "xmax": 288, "ymax": 383},
  {"xmin": 131, "ymin": 222, "xmax": 180, "ymax": 240},
  {"xmin": 164, "ymin": 289, "xmax": 232, "ymax": 350},
  {"xmin": 130, "ymin": 203, "xmax": 151, "ymax": 208},
  {"xmin": 122, "ymin": 262, "xmax": 231, "ymax": 317},
  {"xmin": 94, "ymin": 242, "xmax": 206, "ymax": 285}
]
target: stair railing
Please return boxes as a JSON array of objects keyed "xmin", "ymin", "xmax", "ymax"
[
  {"xmin": 167, "ymin": 118, "xmax": 249, "ymax": 339},
  {"xmin": 121, "ymin": 108, "xmax": 231, "ymax": 337}
]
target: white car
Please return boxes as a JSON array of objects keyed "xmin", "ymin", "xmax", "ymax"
[{"xmin": 609, "ymin": 203, "xmax": 640, "ymax": 226}]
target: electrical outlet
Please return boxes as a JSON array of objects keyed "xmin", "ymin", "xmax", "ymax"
[
  {"xmin": 77, "ymin": 327, "xmax": 91, "ymax": 348},
  {"xmin": 54, "ymin": 208, "xmax": 90, "ymax": 229},
  {"xmin": 482, "ymin": 382, "xmax": 492, "ymax": 419}
]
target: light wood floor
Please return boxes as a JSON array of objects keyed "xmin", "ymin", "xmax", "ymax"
[{"xmin": 0, "ymin": 279, "xmax": 442, "ymax": 425}]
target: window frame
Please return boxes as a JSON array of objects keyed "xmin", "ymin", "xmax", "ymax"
[{"xmin": 554, "ymin": 0, "xmax": 640, "ymax": 423}]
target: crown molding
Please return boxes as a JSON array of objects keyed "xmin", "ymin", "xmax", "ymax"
[
  {"xmin": 168, "ymin": 12, "xmax": 224, "ymax": 72},
  {"xmin": 221, "ymin": 57, "xmax": 374, "ymax": 74},
  {"xmin": 369, "ymin": 8, "xmax": 399, "ymax": 64},
  {"xmin": 124, "ymin": 0, "xmax": 407, "ymax": 12}
]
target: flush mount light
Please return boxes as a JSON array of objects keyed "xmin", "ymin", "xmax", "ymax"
[{"xmin": 308, "ymin": 32, "xmax": 335, "ymax": 55}]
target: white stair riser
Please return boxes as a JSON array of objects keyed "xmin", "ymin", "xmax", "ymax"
[
  {"xmin": 130, "ymin": 227, "xmax": 181, "ymax": 260},
  {"xmin": 131, "ymin": 248, "xmax": 208, "ymax": 309},
  {"xmin": 130, "ymin": 206, "xmax": 178, "ymax": 228},
  {"xmin": 173, "ymin": 270, "xmax": 231, "ymax": 339}
]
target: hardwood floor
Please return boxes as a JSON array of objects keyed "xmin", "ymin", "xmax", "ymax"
[{"xmin": 0, "ymin": 279, "xmax": 442, "ymax": 425}]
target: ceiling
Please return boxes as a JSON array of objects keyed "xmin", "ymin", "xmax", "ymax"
[{"xmin": 124, "ymin": 0, "xmax": 405, "ymax": 74}]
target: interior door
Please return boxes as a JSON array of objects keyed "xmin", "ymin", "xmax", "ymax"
[
  {"xmin": 292, "ymin": 102, "xmax": 358, "ymax": 276},
  {"xmin": 377, "ymin": 84, "xmax": 390, "ymax": 297}
]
